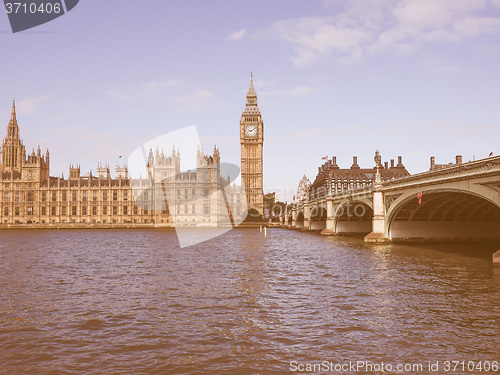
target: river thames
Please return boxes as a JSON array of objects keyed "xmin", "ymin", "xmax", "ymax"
[{"xmin": 0, "ymin": 229, "xmax": 498, "ymax": 374}]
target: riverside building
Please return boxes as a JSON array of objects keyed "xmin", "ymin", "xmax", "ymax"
[
  {"xmin": 0, "ymin": 101, "xmax": 245, "ymax": 226},
  {"xmin": 302, "ymin": 151, "xmax": 411, "ymax": 202}
]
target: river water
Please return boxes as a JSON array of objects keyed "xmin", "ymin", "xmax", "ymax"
[{"xmin": 0, "ymin": 229, "xmax": 498, "ymax": 374}]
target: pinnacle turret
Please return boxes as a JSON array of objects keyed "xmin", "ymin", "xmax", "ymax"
[
  {"xmin": 7, "ymin": 99, "xmax": 20, "ymax": 139},
  {"xmin": 2, "ymin": 100, "xmax": 25, "ymax": 171},
  {"xmin": 247, "ymin": 72, "xmax": 256, "ymax": 98},
  {"xmin": 11, "ymin": 100, "xmax": 16, "ymax": 122},
  {"xmin": 243, "ymin": 72, "xmax": 260, "ymax": 113}
]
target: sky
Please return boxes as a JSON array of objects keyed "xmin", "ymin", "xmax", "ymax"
[{"xmin": 1, "ymin": 0, "xmax": 500, "ymax": 202}]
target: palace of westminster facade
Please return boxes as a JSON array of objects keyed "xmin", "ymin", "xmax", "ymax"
[{"xmin": 0, "ymin": 77, "xmax": 265, "ymax": 226}]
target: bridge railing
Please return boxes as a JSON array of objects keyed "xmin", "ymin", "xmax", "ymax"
[
  {"xmin": 304, "ymin": 183, "xmax": 375, "ymax": 205},
  {"xmin": 380, "ymin": 155, "xmax": 500, "ymax": 191}
]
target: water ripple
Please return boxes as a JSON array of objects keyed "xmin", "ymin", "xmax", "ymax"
[{"xmin": 0, "ymin": 229, "xmax": 498, "ymax": 374}]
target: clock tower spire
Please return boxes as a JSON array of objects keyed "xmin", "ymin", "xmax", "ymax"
[{"xmin": 240, "ymin": 73, "xmax": 264, "ymax": 215}]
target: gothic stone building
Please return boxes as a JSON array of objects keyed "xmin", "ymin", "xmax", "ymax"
[
  {"xmin": 294, "ymin": 175, "xmax": 311, "ymax": 206},
  {"xmin": 0, "ymin": 101, "xmax": 244, "ymax": 226}
]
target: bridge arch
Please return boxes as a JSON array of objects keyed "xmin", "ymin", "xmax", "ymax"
[
  {"xmin": 334, "ymin": 198, "xmax": 373, "ymax": 235},
  {"xmin": 387, "ymin": 187, "xmax": 500, "ymax": 241},
  {"xmin": 309, "ymin": 203, "xmax": 327, "ymax": 230}
]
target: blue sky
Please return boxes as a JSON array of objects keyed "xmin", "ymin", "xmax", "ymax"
[{"xmin": 1, "ymin": 0, "xmax": 500, "ymax": 201}]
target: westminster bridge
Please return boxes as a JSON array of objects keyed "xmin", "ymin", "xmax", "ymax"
[{"xmin": 281, "ymin": 155, "xmax": 500, "ymax": 262}]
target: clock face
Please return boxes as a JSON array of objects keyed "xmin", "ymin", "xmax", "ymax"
[{"xmin": 245, "ymin": 124, "xmax": 257, "ymax": 137}]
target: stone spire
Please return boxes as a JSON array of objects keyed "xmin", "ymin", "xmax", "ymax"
[
  {"xmin": 247, "ymin": 72, "xmax": 256, "ymax": 97},
  {"xmin": 7, "ymin": 100, "xmax": 19, "ymax": 139},
  {"xmin": 2, "ymin": 100, "xmax": 25, "ymax": 171},
  {"xmin": 243, "ymin": 72, "xmax": 260, "ymax": 113},
  {"xmin": 11, "ymin": 100, "xmax": 16, "ymax": 122}
]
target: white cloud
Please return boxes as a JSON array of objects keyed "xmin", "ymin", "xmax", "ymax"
[
  {"xmin": 228, "ymin": 29, "xmax": 247, "ymax": 41},
  {"xmin": 139, "ymin": 79, "xmax": 180, "ymax": 99},
  {"xmin": 393, "ymin": 0, "xmax": 487, "ymax": 30},
  {"xmin": 107, "ymin": 80, "xmax": 220, "ymax": 110},
  {"xmin": 270, "ymin": 17, "xmax": 372, "ymax": 66},
  {"xmin": 452, "ymin": 16, "xmax": 500, "ymax": 38},
  {"xmin": 107, "ymin": 89, "xmax": 131, "ymax": 101},
  {"xmin": 266, "ymin": 0, "xmax": 500, "ymax": 65},
  {"xmin": 141, "ymin": 79, "xmax": 179, "ymax": 92},
  {"xmin": 17, "ymin": 96, "xmax": 48, "ymax": 114}
]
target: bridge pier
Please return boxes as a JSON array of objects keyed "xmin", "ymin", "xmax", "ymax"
[
  {"xmin": 321, "ymin": 198, "xmax": 336, "ymax": 236},
  {"xmin": 291, "ymin": 209, "xmax": 297, "ymax": 229},
  {"xmin": 494, "ymin": 250, "xmax": 500, "ymax": 265},
  {"xmin": 302, "ymin": 203, "xmax": 310, "ymax": 231},
  {"xmin": 364, "ymin": 175, "xmax": 391, "ymax": 244}
]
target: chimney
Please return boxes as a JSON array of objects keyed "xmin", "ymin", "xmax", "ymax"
[
  {"xmin": 430, "ymin": 156, "xmax": 435, "ymax": 170},
  {"xmin": 332, "ymin": 156, "xmax": 339, "ymax": 169},
  {"xmin": 351, "ymin": 156, "xmax": 360, "ymax": 169},
  {"xmin": 384, "ymin": 162, "xmax": 388, "ymax": 169},
  {"xmin": 456, "ymin": 155, "xmax": 462, "ymax": 165},
  {"xmin": 390, "ymin": 159, "xmax": 395, "ymax": 168},
  {"xmin": 397, "ymin": 156, "xmax": 403, "ymax": 167}
]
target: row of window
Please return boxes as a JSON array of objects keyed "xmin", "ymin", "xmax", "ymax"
[
  {"xmin": 175, "ymin": 205, "xmax": 211, "ymax": 215},
  {"xmin": 2, "ymin": 206, "xmax": 152, "ymax": 216},
  {"xmin": 3, "ymin": 205, "xmax": 134, "ymax": 216},
  {"xmin": 176, "ymin": 188, "xmax": 212, "ymax": 200},
  {"xmin": 1, "ymin": 204, "xmax": 217, "ymax": 216},
  {"xmin": 1, "ymin": 188, "xmax": 223, "ymax": 203},
  {"xmin": 2, "ymin": 190, "xmax": 128, "ymax": 202}
]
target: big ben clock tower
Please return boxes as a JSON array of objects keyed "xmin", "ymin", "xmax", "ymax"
[{"xmin": 240, "ymin": 73, "xmax": 264, "ymax": 215}]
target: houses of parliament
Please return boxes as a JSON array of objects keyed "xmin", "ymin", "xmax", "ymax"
[{"xmin": 0, "ymin": 77, "xmax": 265, "ymax": 226}]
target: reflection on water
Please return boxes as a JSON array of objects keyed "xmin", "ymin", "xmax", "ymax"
[{"xmin": 0, "ymin": 229, "xmax": 498, "ymax": 374}]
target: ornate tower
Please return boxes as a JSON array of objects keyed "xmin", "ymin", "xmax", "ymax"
[
  {"xmin": 240, "ymin": 73, "xmax": 264, "ymax": 215},
  {"xmin": 1, "ymin": 100, "xmax": 26, "ymax": 172}
]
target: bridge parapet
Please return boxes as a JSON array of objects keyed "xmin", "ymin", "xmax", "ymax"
[
  {"xmin": 329, "ymin": 184, "xmax": 374, "ymax": 200},
  {"xmin": 380, "ymin": 156, "xmax": 500, "ymax": 192}
]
